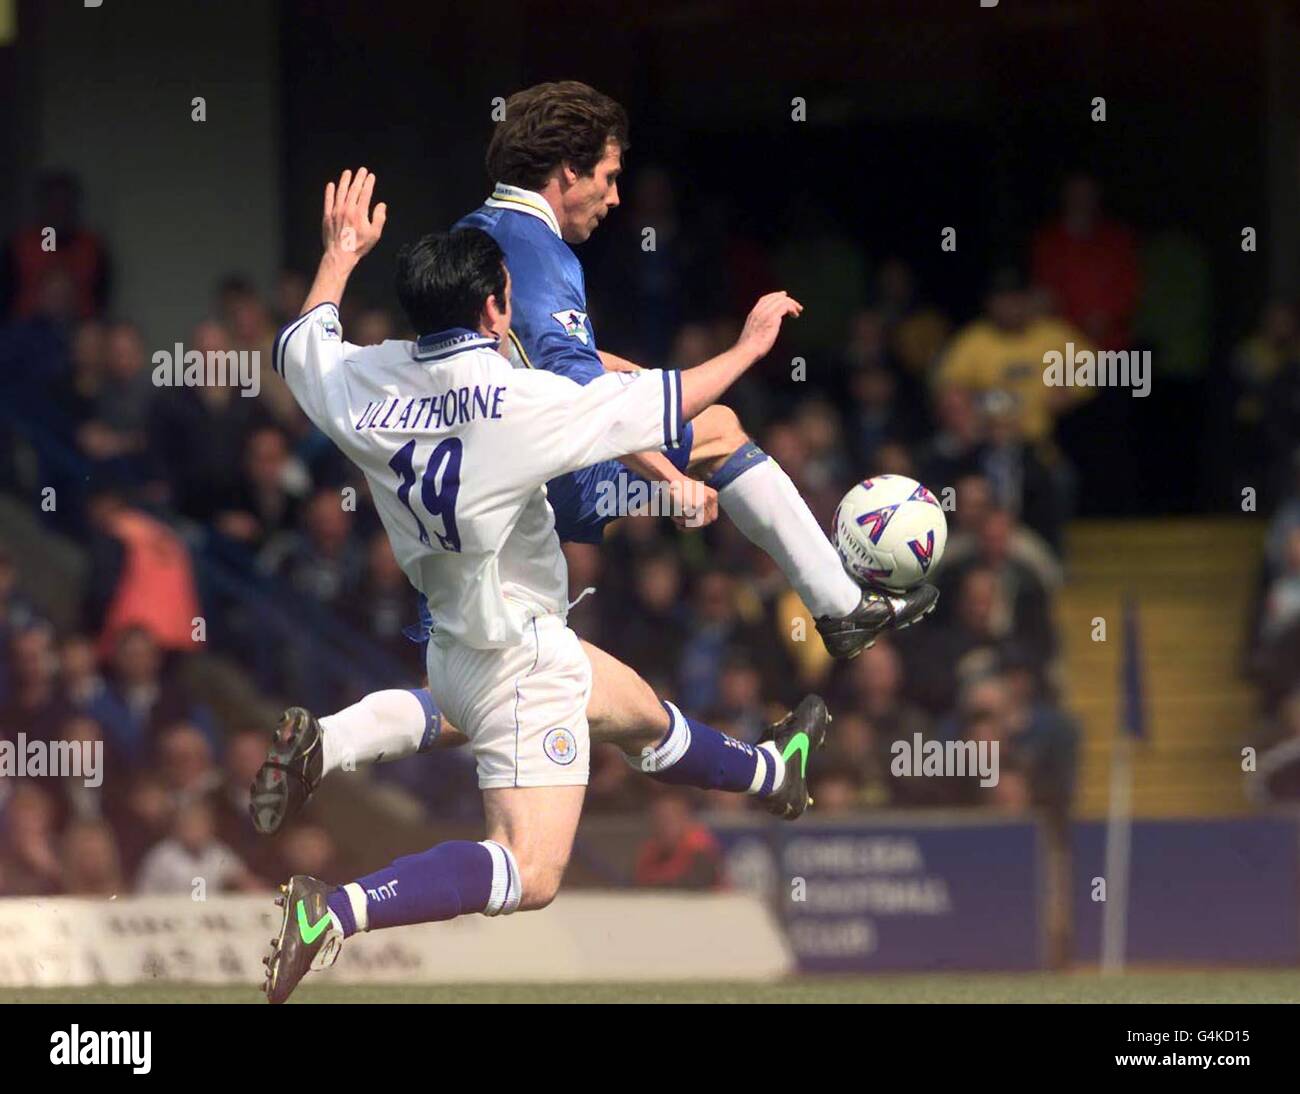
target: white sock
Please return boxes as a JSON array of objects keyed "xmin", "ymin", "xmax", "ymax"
[
  {"xmin": 717, "ymin": 457, "xmax": 861, "ymax": 618},
  {"xmin": 758, "ymin": 741, "xmax": 786, "ymax": 794},
  {"xmin": 339, "ymin": 882, "xmax": 368, "ymax": 932},
  {"xmin": 745, "ymin": 741, "xmax": 786, "ymax": 796},
  {"xmin": 319, "ymin": 689, "xmax": 440, "ymax": 776},
  {"xmin": 479, "ymin": 840, "xmax": 522, "ymax": 916}
]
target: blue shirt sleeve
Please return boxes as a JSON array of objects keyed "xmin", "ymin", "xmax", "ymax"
[{"xmin": 496, "ymin": 220, "xmax": 606, "ymax": 386}]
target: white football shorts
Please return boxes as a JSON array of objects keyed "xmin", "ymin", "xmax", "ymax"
[{"xmin": 425, "ymin": 613, "xmax": 592, "ymax": 790}]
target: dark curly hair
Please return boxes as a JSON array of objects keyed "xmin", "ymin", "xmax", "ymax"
[{"xmin": 486, "ymin": 81, "xmax": 629, "ymax": 190}]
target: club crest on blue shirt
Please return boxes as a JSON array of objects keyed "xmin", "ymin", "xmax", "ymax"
[
  {"xmin": 551, "ymin": 309, "xmax": 590, "ymax": 345},
  {"xmin": 543, "ymin": 727, "xmax": 577, "ymax": 765}
]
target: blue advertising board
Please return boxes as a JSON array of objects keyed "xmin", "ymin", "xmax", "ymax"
[{"xmin": 716, "ymin": 816, "xmax": 1042, "ymax": 971}]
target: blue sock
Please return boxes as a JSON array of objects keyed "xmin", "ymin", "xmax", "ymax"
[
  {"xmin": 634, "ymin": 701, "xmax": 781, "ymax": 796},
  {"xmin": 704, "ymin": 440, "xmax": 769, "ymax": 489},
  {"xmin": 326, "ymin": 839, "xmax": 520, "ymax": 936}
]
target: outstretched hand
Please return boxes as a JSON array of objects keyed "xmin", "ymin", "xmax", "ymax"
[
  {"xmin": 735, "ymin": 291, "xmax": 803, "ymax": 361},
  {"xmin": 297, "ymin": 168, "xmax": 389, "ymax": 317},
  {"xmin": 322, "ymin": 167, "xmax": 387, "ymax": 266}
]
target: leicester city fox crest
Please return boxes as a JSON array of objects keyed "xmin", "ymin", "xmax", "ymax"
[
  {"xmin": 551, "ymin": 309, "xmax": 590, "ymax": 345},
  {"xmin": 543, "ymin": 727, "xmax": 577, "ymax": 765}
]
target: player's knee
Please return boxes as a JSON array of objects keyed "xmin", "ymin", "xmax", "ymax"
[
  {"xmin": 700, "ymin": 403, "xmax": 747, "ymax": 453},
  {"xmin": 691, "ymin": 405, "xmax": 752, "ymax": 479},
  {"xmin": 486, "ymin": 838, "xmax": 568, "ymax": 913},
  {"xmin": 616, "ymin": 690, "xmax": 673, "ymax": 756},
  {"xmin": 515, "ymin": 860, "xmax": 564, "ymax": 911},
  {"xmin": 588, "ymin": 670, "xmax": 670, "ymax": 755}
]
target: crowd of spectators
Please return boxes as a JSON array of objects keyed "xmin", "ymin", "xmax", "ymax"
[
  {"xmin": 0, "ymin": 613, "xmax": 341, "ymax": 897},
  {"xmin": 10, "ymin": 158, "xmax": 1252, "ymax": 893}
]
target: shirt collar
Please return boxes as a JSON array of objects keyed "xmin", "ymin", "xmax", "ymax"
[
  {"xmin": 485, "ymin": 182, "xmax": 562, "ymax": 238},
  {"xmin": 413, "ymin": 327, "xmax": 498, "ymax": 362}
]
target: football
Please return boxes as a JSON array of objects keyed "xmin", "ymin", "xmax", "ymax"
[{"xmin": 834, "ymin": 475, "xmax": 948, "ymax": 592}]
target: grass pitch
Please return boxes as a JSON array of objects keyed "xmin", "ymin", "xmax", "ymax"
[{"xmin": 3, "ymin": 970, "xmax": 1297, "ymax": 1004}]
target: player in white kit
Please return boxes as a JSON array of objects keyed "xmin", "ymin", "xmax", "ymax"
[
  {"xmin": 262, "ymin": 169, "xmax": 829, "ymax": 1002},
  {"xmin": 252, "ymin": 82, "xmax": 939, "ymax": 844}
]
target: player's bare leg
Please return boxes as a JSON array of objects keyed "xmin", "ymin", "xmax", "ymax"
[
  {"xmin": 580, "ymin": 638, "xmax": 826, "ymax": 819},
  {"xmin": 483, "ymin": 785, "xmax": 586, "ymax": 910},
  {"xmin": 684, "ymin": 403, "xmax": 939, "ymax": 658},
  {"xmin": 580, "ymin": 637, "xmax": 668, "ymax": 753},
  {"xmin": 263, "ymin": 783, "xmax": 581, "ymax": 1002}
]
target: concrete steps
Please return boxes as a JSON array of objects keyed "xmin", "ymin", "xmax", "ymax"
[{"xmin": 1057, "ymin": 519, "xmax": 1261, "ymax": 818}]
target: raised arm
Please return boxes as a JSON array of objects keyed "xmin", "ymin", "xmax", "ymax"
[
  {"xmin": 273, "ymin": 169, "xmax": 388, "ymax": 419},
  {"xmin": 505, "ymin": 290, "xmax": 802, "ymax": 489},
  {"xmin": 300, "ymin": 167, "xmax": 388, "ymax": 316}
]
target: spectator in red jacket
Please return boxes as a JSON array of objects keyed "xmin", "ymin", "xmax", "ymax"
[
  {"xmin": 634, "ymin": 790, "xmax": 724, "ymax": 890},
  {"xmin": 1031, "ymin": 173, "xmax": 1140, "ymax": 349},
  {"xmin": 1, "ymin": 171, "xmax": 111, "ymax": 321},
  {"xmin": 84, "ymin": 487, "xmax": 202, "ymax": 660}
]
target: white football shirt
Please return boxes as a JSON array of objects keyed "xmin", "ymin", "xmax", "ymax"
[{"xmin": 274, "ymin": 303, "xmax": 684, "ymax": 649}]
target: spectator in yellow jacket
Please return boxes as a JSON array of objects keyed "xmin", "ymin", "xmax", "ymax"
[{"xmin": 935, "ymin": 269, "xmax": 1093, "ymax": 448}]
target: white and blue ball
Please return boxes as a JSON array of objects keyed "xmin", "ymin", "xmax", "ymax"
[{"xmin": 834, "ymin": 474, "xmax": 947, "ymax": 592}]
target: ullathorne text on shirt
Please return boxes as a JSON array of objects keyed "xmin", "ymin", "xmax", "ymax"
[{"xmin": 354, "ymin": 384, "xmax": 506, "ymax": 432}]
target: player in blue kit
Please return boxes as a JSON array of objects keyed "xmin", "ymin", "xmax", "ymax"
[{"xmin": 452, "ymin": 81, "xmax": 937, "ymax": 655}]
